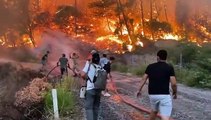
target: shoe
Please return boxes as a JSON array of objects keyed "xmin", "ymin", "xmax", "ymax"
[
  {"xmin": 101, "ymin": 91, "xmax": 105, "ymax": 96},
  {"xmin": 104, "ymin": 92, "xmax": 111, "ymax": 97}
]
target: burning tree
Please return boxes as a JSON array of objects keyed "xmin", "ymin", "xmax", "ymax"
[{"xmin": 0, "ymin": 0, "xmax": 42, "ymax": 47}]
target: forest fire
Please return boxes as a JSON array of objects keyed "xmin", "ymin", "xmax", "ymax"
[{"xmin": 0, "ymin": 0, "xmax": 210, "ymax": 52}]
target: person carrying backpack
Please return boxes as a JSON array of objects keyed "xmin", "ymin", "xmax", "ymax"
[{"xmin": 81, "ymin": 53, "xmax": 107, "ymax": 120}]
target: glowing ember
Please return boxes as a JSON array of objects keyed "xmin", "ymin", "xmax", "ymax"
[
  {"xmin": 0, "ymin": 39, "xmax": 5, "ymax": 46},
  {"xmin": 22, "ymin": 35, "xmax": 34, "ymax": 47},
  {"xmin": 141, "ymin": 31, "xmax": 145, "ymax": 37},
  {"xmin": 127, "ymin": 45, "xmax": 133, "ymax": 52},
  {"xmin": 97, "ymin": 35, "xmax": 123, "ymax": 44},
  {"xmin": 136, "ymin": 41, "xmax": 144, "ymax": 47},
  {"xmin": 122, "ymin": 26, "xmax": 129, "ymax": 35},
  {"xmin": 163, "ymin": 34, "xmax": 180, "ymax": 40}
]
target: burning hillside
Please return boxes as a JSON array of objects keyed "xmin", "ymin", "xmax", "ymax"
[{"xmin": 0, "ymin": 0, "xmax": 210, "ymax": 53}]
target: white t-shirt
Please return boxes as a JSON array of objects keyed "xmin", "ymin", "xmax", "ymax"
[
  {"xmin": 100, "ymin": 57, "xmax": 109, "ymax": 67},
  {"xmin": 83, "ymin": 61, "xmax": 101, "ymax": 90}
]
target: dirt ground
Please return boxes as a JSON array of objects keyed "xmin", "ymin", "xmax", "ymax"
[
  {"xmin": 0, "ymin": 61, "xmax": 44, "ymax": 119},
  {"xmin": 107, "ymin": 72, "xmax": 211, "ymax": 120}
]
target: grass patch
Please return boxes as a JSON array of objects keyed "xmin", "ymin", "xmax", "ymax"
[
  {"xmin": 44, "ymin": 76, "xmax": 76, "ymax": 117},
  {"xmin": 112, "ymin": 63, "xmax": 147, "ymax": 76},
  {"xmin": 175, "ymin": 67, "xmax": 211, "ymax": 89},
  {"xmin": 112, "ymin": 63, "xmax": 129, "ymax": 73}
]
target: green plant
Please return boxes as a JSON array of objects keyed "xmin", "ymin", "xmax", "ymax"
[
  {"xmin": 112, "ymin": 63, "xmax": 129, "ymax": 73},
  {"xmin": 130, "ymin": 65, "xmax": 147, "ymax": 76},
  {"xmin": 175, "ymin": 67, "xmax": 211, "ymax": 89},
  {"xmin": 60, "ymin": 76, "xmax": 79, "ymax": 91},
  {"xmin": 44, "ymin": 87, "xmax": 75, "ymax": 116}
]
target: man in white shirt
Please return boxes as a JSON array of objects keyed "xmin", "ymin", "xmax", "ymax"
[{"xmin": 81, "ymin": 53, "xmax": 102, "ymax": 120}]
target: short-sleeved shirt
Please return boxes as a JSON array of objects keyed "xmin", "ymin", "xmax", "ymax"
[
  {"xmin": 59, "ymin": 57, "xmax": 68, "ymax": 68},
  {"xmin": 71, "ymin": 55, "xmax": 78, "ymax": 65},
  {"xmin": 100, "ymin": 57, "xmax": 109, "ymax": 67},
  {"xmin": 145, "ymin": 61, "xmax": 175, "ymax": 95},
  {"xmin": 83, "ymin": 61, "xmax": 101, "ymax": 90}
]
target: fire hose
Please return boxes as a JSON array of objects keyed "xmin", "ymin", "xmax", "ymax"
[
  {"xmin": 46, "ymin": 65, "xmax": 73, "ymax": 78},
  {"xmin": 109, "ymin": 79, "xmax": 174, "ymax": 120}
]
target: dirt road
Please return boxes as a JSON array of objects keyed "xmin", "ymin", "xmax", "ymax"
[{"xmin": 109, "ymin": 72, "xmax": 211, "ymax": 120}]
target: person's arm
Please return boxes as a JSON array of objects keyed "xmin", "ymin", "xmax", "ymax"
[
  {"xmin": 81, "ymin": 61, "xmax": 89, "ymax": 80},
  {"xmin": 57, "ymin": 61, "xmax": 59, "ymax": 66},
  {"xmin": 107, "ymin": 62, "xmax": 112, "ymax": 79},
  {"xmin": 137, "ymin": 74, "xmax": 148, "ymax": 97},
  {"xmin": 81, "ymin": 71, "xmax": 86, "ymax": 79},
  {"xmin": 170, "ymin": 76, "xmax": 177, "ymax": 99}
]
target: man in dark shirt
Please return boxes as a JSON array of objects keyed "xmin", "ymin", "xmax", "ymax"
[
  {"xmin": 137, "ymin": 50, "xmax": 177, "ymax": 120},
  {"xmin": 57, "ymin": 54, "xmax": 70, "ymax": 77}
]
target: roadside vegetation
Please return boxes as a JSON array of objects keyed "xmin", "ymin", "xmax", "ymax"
[
  {"xmin": 44, "ymin": 76, "xmax": 77, "ymax": 118},
  {"xmin": 0, "ymin": 62, "xmax": 81, "ymax": 120},
  {"xmin": 113, "ymin": 42, "xmax": 211, "ymax": 89}
]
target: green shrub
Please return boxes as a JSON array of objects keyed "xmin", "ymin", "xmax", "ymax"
[
  {"xmin": 112, "ymin": 62, "xmax": 147, "ymax": 76},
  {"xmin": 60, "ymin": 76, "xmax": 80, "ymax": 91},
  {"xmin": 44, "ymin": 76, "xmax": 76, "ymax": 116},
  {"xmin": 130, "ymin": 65, "xmax": 147, "ymax": 76},
  {"xmin": 176, "ymin": 67, "xmax": 211, "ymax": 89},
  {"xmin": 44, "ymin": 87, "xmax": 75, "ymax": 116},
  {"xmin": 112, "ymin": 63, "xmax": 129, "ymax": 73}
]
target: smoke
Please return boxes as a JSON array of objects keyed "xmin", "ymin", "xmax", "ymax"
[
  {"xmin": 33, "ymin": 29, "xmax": 95, "ymax": 66},
  {"xmin": 175, "ymin": 0, "xmax": 190, "ymax": 26},
  {"xmin": 175, "ymin": 0, "xmax": 211, "ymax": 26}
]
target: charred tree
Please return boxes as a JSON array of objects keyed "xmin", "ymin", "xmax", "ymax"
[
  {"xmin": 139, "ymin": 0, "xmax": 145, "ymax": 36},
  {"xmin": 150, "ymin": 0, "xmax": 155, "ymax": 40},
  {"xmin": 116, "ymin": 0, "xmax": 132, "ymax": 44},
  {"xmin": 164, "ymin": 0, "xmax": 168, "ymax": 22}
]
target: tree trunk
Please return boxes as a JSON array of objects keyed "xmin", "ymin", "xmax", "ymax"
[
  {"xmin": 164, "ymin": 1, "xmax": 168, "ymax": 22},
  {"xmin": 28, "ymin": 24, "xmax": 36, "ymax": 47},
  {"xmin": 150, "ymin": 0, "xmax": 155, "ymax": 40},
  {"xmin": 106, "ymin": 17, "xmax": 112, "ymax": 31},
  {"xmin": 74, "ymin": 0, "xmax": 77, "ymax": 36},
  {"xmin": 139, "ymin": 0, "xmax": 145, "ymax": 36},
  {"xmin": 117, "ymin": 0, "xmax": 132, "ymax": 44},
  {"xmin": 154, "ymin": 1, "xmax": 161, "ymax": 20}
]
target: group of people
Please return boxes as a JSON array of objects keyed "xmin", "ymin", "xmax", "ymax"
[
  {"xmin": 41, "ymin": 51, "xmax": 80, "ymax": 77},
  {"xmin": 41, "ymin": 49, "xmax": 177, "ymax": 120},
  {"xmin": 81, "ymin": 50, "xmax": 177, "ymax": 120}
]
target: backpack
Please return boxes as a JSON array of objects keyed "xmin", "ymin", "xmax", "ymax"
[{"xmin": 88, "ymin": 64, "xmax": 107, "ymax": 90}]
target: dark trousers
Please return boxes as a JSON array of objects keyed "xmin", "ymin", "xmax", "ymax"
[
  {"xmin": 60, "ymin": 67, "xmax": 67, "ymax": 76},
  {"xmin": 85, "ymin": 89, "xmax": 102, "ymax": 120}
]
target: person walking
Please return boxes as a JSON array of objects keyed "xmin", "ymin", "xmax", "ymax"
[
  {"xmin": 41, "ymin": 51, "xmax": 50, "ymax": 71},
  {"xmin": 137, "ymin": 50, "xmax": 177, "ymax": 120},
  {"xmin": 57, "ymin": 54, "xmax": 70, "ymax": 77},
  {"xmin": 101, "ymin": 55, "xmax": 115, "ymax": 97},
  {"xmin": 81, "ymin": 53, "xmax": 102, "ymax": 120},
  {"xmin": 70, "ymin": 52, "xmax": 80, "ymax": 77}
]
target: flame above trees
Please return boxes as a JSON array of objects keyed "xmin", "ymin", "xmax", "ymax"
[{"xmin": 0, "ymin": 0, "xmax": 210, "ymax": 52}]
